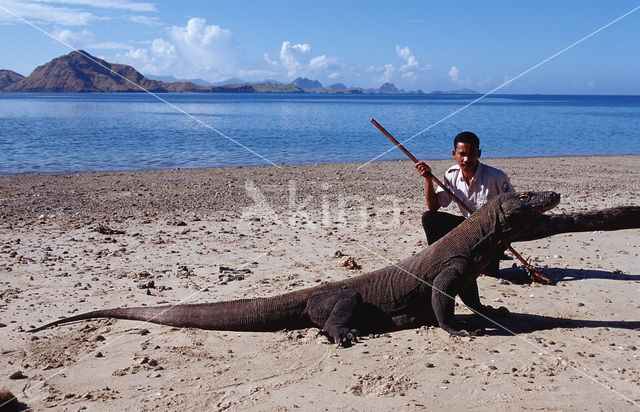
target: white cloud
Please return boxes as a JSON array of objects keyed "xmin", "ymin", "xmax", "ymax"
[
  {"xmin": 1, "ymin": 0, "xmax": 157, "ymax": 26},
  {"xmin": 91, "ymin": 41, "xmax": 130, "ymax": 49},
  {"xmin": 278, "ymin": 41, "xmax": 311, "ymax": 77},
  {"xmin": 263, "ymin": 53, "xmax": 278, "ymax": 66},
  {"xmin": 119, "ymin": 18, "xmax": 250, "ymax": 81},
  {"xmin": 150, "ymin": 38, "xmax": 175, "ymax": 57},
  {"xmin": 266, "ymin": 41, "xmax": 343, "ymax": 80},
  {"xmin": 363, "ymin": 46, "xmax": 432, "ymax": 86},
  {"xmin": 169, "ymin": 17, "xmax": 240, "ymax": 74},
  {"xmin": 126, "ymin": 47, "xmax": 148, "ymax": 60},
  {"xmin": 291, "ymin": 43, "xmax": 310, "ymax": 53},
  {"xmin": 28, "ymin": 0, "xmax": 156, "ymax": 12},
  {"xmin": 396, "ymin": 45, "xmax": 411, "ymax": 61},
  {"xmin": 52, "ymin": 27, "xmax": 93, "ymax": 48},
  {"xmin": 448, "ymin": 66, "xmax": 460, "ymax": 82},
  {"xmin": 380, "ymin": 64, "xmax": 395, "ymax": 83},
  {"xmin": 395, "ymin": 45, "xmax": 431, "ymax": 80},
  {"xmin": 0, "ymin": 0, "xmax": 96, "ymax": 25},
  {"xmin": 365, "ymin": 63, "xmax": 394, "ymax": 84},
  {"xmin": 128, "ymin": 15, "xmax": 160, "ymax": 26},
  {"xmin": 309, "ymin": 55, "xmax": 341, "ymax": 71},
  {"xmin": 448, "ymin": 66, "xmax": 475, "ymax": 88}
]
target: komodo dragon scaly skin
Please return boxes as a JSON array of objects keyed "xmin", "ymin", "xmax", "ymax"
[{"xmin": 30, "ymin": 191, "xmax": 562, "ymax": 343}]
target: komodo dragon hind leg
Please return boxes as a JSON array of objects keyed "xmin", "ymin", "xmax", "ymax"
[{"xmin": 306, "ymin": 289, "xmax": 362, "ymax": 347}]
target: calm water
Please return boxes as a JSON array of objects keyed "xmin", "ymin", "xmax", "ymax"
[{"xmin": 0, "ymin": 93, "xmax": 639, "ymax": 175}]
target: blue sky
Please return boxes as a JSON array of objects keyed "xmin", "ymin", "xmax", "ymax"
[{"xmin": 1, "ymin": 1, "xmax": 639, "ymax": 94}]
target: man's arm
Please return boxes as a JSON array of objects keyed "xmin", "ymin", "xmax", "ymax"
[
  {"xmin": 496, "ymin": 170, "xmax": 515, "ymax": 194},
  {"xmin": 415, "ymin": 161, "xmax": 440, "ymax": 211}
]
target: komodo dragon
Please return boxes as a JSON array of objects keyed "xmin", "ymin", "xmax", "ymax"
[
  {"xmin": 30, "ymin": 191, "xmax": 561, "ymax": 343},
  {"xmin": 28, "ymin": 191, "xmax": 639, "ymax": 345}
]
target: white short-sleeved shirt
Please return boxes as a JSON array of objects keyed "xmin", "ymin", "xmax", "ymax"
[{"xmin": 436, "ymin": 162, "xmax": 514, "ymax": 217}]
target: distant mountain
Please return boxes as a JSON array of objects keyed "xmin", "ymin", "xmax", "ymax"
[
  {"xmin": 149, "ymin": 75, "xmax": 214, "ymax": 86},
  {"xmin": 326, "ymin": 83, "xmax": 347, "ymax": 91},
  {"xmin": 224, "ymin": 81, "xmax": 302, "ymax": 93},
  {"xmin": 214, "ymin": 78, "xmax": 285, "ymax": 86},
  {"xmin": 429, "ymin": 88, "xmax": 479, "ymax": 95},
  {"xmin": 353, "ymin": 83, "xmax": 404, "ymax": 94},
  {"xmin": 4, "ymin": 50, "xmax": 170, "ymax": 92},
  {"xmin": 290, "ymin": 77, "xmax": 323, "ymax": 91},
  {"xmin": 210, "ymin": 77, "xmax": 246, "ymax": 86},
  {"xmin": 378, "ymin": 82, "xmax": 399, "ymax": 94},
  {"xmin": 0, "ymin": 70, "xmax": 24, "ymax": 90}
]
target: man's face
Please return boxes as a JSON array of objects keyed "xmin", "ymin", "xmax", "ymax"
[{"xmin": 452, "ymin": 142, "xmax": 481, "ymax": 174}]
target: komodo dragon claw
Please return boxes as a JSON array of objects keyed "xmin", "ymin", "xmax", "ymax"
[
  {"xmin": 479, "ymin": 305, "xmax": 510, "ymax": 317},
  {"xmin": 318, "ymin": 328, "xmax": 360, "ymax": 347}
]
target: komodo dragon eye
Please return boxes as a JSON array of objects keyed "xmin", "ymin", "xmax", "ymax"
[{"xmin": 518, "ymin": 193, "xmax": 530, "ymax": 201}]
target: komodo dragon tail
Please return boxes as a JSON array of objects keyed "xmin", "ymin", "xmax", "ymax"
[{"xmin": 29, "ymin": 295, "xmax": 311, "ymax": 333}]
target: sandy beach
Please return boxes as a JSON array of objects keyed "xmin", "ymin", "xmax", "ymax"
[{"xmin": 1, "ymin": 155, "xmax": 639, "ymax": 411}]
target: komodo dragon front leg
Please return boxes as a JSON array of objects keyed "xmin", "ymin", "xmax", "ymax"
[
  {"xmin": 431, "ymin": 268, "xmax": 507, "ymax": 336},
  {"xmin": 457, "ymin": 277, "xmax": 509, "ymax": 333},
  {"xmin": 458, "ymin": 277, "xmax": 509, "ymax": 317}
]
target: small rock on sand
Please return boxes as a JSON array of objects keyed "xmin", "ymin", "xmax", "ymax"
[
  {"xmin": 341, "ymin": 257, "xmax": 361, "ymax": 270},
  {"xmin": 8, "ymin": 371, "xmax": 27, "ymax": 380}
]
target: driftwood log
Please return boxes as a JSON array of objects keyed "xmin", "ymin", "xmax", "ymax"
[{"xmin": 515, "ymin": 206, "xmax": 640, "ymax": 242}]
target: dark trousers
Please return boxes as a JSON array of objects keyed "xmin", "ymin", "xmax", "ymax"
[
  {"xmin": 421, "ymin": 210, "xmax": 500, "ymax": 275},
  {"xmin": 421, "ymin": 210, "xmax": 465, "ymax": 245}
]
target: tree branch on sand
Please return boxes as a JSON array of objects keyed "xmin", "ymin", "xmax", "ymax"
[{"xmin": 516, "ymin": 206, "xmax": 640, "ymax": 242}]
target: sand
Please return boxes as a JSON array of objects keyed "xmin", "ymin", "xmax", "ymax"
[{"xmin": 1, "ymin": 155, "xmax": 639, "ymax": 411}]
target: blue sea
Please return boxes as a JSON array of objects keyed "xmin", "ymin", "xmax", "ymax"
[{"xmin": 0, "ymin": 93, "xmax": 639, "ymax": 175}]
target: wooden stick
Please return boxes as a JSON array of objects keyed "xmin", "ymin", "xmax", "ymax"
[
  {"xmin": 370, "ymin": 118, "xmax": 551, "ymax": 284},
  {"xmin": 370, "ymin": 118, "xmax": 420, "ymax": 163}
]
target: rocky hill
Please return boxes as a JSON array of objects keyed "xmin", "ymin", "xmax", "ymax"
[
  {"xmin": 3, "ymin": 51, "xmax": 297, "ymax": 93},
  {"xmin": 290, "ymin": 77, "xmax": 323, "ymax": 91},
  {"xmin": 5, "ymin": 51, "xmax": 168, "ymax": 92},
  {"xmin": 0, "ymin": 70, "xmax": 25, "ymax": 90},
  {"xmin": 325, "ymin": 83, "xmax": 347, "ymax": 91}
]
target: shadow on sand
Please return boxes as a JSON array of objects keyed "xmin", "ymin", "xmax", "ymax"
[
  {"xmin": 457, "ymin": 312, "xmax": 640, "ymax": 337},
  {"xmin": 493, "ymin": 267, "xmax": 640, "ymax": 285},
  {"xmin": 475, "ymin": 267, "xmax": 640, "ymax": 335}
]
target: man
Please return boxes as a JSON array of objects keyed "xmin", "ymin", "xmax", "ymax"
[{"xmin": 415, "ymin": 131, "xmax": 514, "ymax": 274}]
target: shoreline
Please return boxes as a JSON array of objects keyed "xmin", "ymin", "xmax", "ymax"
[{"xmin": 2, "ymin": 153, "xmax": 639, "ymax": 178}]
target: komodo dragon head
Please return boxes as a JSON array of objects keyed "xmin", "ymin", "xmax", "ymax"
[
  {"xmin": 461, "ymin": 191, "xmax": 560, "ymax": 250},
  {"xmin": 494, "ymin": 191, "xmax": 561, "ymax": 241},
  {"xmin": 457, "ymin": 191, "xmax": 560, "ymax": 270}
]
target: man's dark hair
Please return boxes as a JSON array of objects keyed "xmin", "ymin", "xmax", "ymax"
[{"xmin": 453, "ymin": 131, "xmax": 479, "ymax": 149}]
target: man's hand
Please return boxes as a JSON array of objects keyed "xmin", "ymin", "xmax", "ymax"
[
  {"xmin": 417, "ymin": 161, "xmax": 440, "ymax": 211},
  {"xmin": 415, "ymin": 161, "xmax": 433, "ymax": 179}
]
